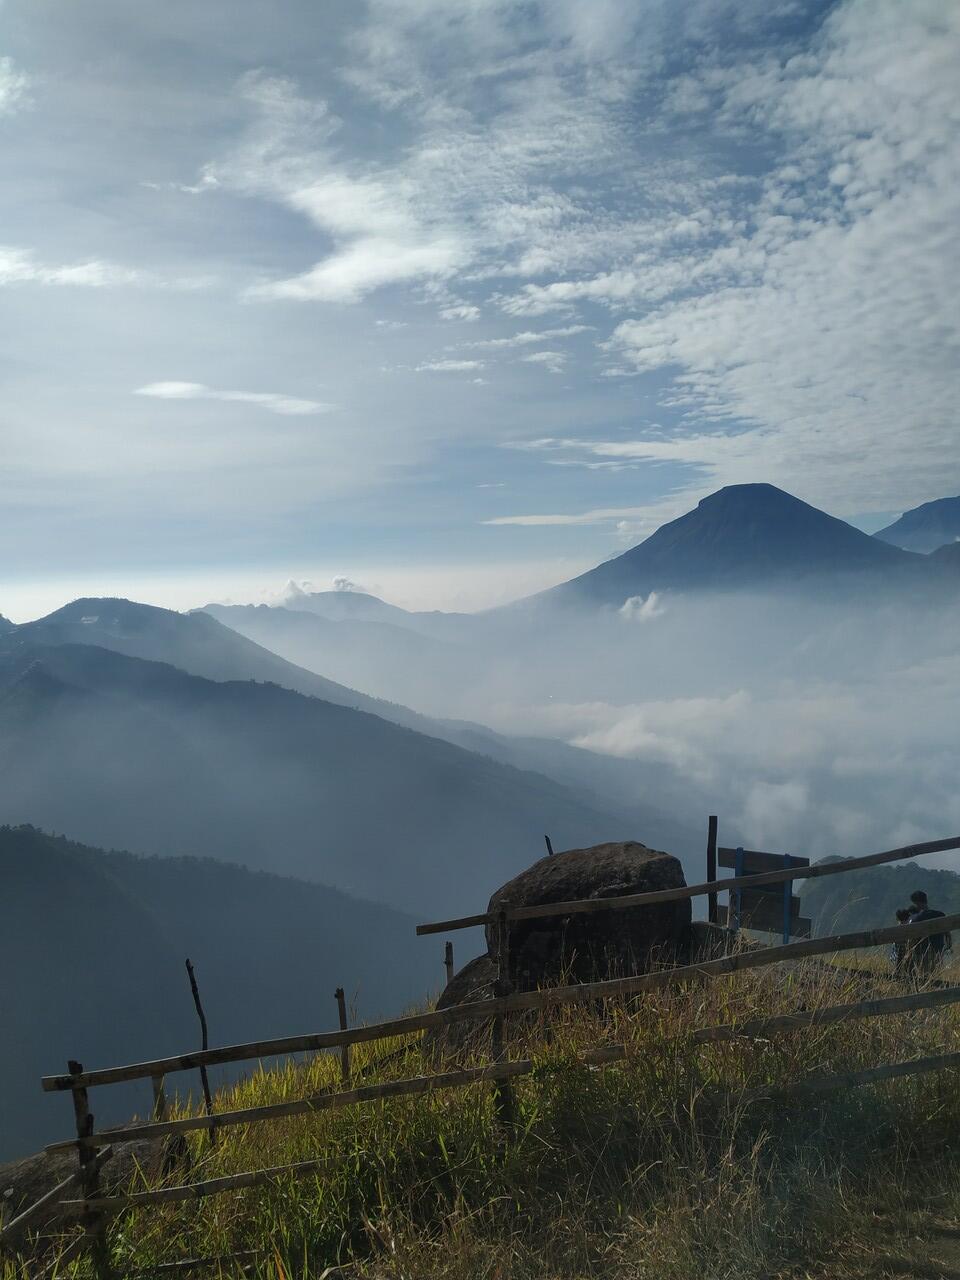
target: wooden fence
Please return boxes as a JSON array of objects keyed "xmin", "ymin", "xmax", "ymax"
[{"xmin": 5, "ymin": 829, "xmax": 960, "ymax": 1278}]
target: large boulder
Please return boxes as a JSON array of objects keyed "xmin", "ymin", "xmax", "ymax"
[{"xmin": 487, "ymin": 841, "xmax": 690, "ymax": 988}]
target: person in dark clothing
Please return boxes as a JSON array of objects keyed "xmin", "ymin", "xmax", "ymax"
[
  {"xmin": 892, "ymin": 907, "xmax": 913, "ymax": 978},
  {"xmin": 907, "ymin": 890, "xmax": 952, "ymax": 979}
]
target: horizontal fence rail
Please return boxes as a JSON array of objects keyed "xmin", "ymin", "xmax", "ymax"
[
  {"xmin": 743, "ymin": 1050, "xmax": 960, "ymax": 1103},
  {"xmin": 45, "ymin": 909, "xmax": 960, "ymax": 1153},
  {"xmin": 55, "ymin": 983, "xmax": 960, "ymax": 1218},
  {"xmin": 416, "ymin": 835, "xmax": 960, "ymax": 935}
]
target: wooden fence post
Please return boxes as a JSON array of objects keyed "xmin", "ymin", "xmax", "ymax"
[
  {"xmin": 706, "ymin": 815, "xmax": 718, "ymax": 925},
  {"xmin": 444, "ymin": 941, "xmax": 454, "ymax": 986},
  {"xmin": 491, "ymin": 910, "xmax": 515, "ymax": 1129},
  {"xmin": 730, "ymin": 847, "xmax": 744, "ymax": 934},
  {"xmin": 68, "ymin": 1060, "xmax": 111, "ymax": 1279},
  {"xmin": 335, "ymin": 988, "xmax": 351, "ymax": 1085}
]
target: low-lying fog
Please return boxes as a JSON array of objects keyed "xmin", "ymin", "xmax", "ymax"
[{"xmin": 214, "ymin": 582, "xmax": 960, "ymax": 866}]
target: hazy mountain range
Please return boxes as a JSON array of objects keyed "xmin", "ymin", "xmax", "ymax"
[
  {"xmin": 4, "ymin": 480, "xmax": 958, "ymax": 1161},
  {"xmin": 0, "ymin": 640, "xmax": 644, "ymax": 914}
]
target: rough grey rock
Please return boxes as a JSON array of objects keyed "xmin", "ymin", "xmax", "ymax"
[
  {"xmin": 486, "ymin": 840, "xmax": 691, "ymax": 987},
  {"xmin": 0, "ymin": 1139, "xmax": 157, "ymax": 1255}
]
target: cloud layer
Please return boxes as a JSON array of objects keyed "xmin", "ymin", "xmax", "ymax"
[
  {"xmin": 135, "ymin": 382, "xmax": 334, "ymax": 415},
  {"xmin": 2, "ymin": 0, "xmax": 958, "ymax": 592}
]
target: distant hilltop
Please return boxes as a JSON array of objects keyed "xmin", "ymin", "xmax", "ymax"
[{"xmin": 875, "ymin": 494, "xmax": 960, "ymax": 554}]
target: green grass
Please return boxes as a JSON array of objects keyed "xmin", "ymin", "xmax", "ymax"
[{"xmin": 13, "ymin": 956, "xmax": 960, "ymax": 1279}]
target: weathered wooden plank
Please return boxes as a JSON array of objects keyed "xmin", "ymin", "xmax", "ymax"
[
  {"xmin": 740, "ymin": 888, "xmax": 802, "ymax": 918},
  {"xmin": 51, "ymin": 1059, "xmax": 538, "ymax": 1152},
  {"xmin": 124, "ymin": 1250, "xmax": 260, "ymax": 1276},
  {"xmin": 724, "ymin": 893, "xmax": 809, "ymax": 936},
  {"xmin": 415, "ymin": 911, "xmax": 491, "ymax": 936},
  {"xmin": 44, "ymin": 911, "xmax": 960, "ymax": 1145},
  {"xmin": 744, "ymin": 1050, "xmax": 960, "ymax": 1103},
  {"xmin": 415, "ymin": 834, "xmax": 960, "ymax": 935},
  {"xmin": 718, "ymin": 848, "xmax": 809, "ymax": 872}
]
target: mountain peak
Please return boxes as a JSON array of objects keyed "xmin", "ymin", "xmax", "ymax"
[
  {"xmin": 697, "ymin": 482, "xmax": 809, "ymax": 511},
  {"xmin": 533, "ymin": 483, "xmax": 915, "ymax": 608}
]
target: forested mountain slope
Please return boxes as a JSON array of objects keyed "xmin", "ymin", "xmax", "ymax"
[{"xmin": 0, "ymin": 825, "xmax": 435, "ymax": 1161}]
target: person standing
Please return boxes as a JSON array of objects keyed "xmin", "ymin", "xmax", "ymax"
[{"xmin": 907, "ymin": 889, "xmax": 952, "ymax": 979}]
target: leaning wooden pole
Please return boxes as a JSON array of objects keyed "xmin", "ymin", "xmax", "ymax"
[
  {"xmin": 185, "ymin": 959, "xmax": 216, "ymax": 1145},
  {"xmin": 68, "ymin": 1059, "xmax": 111, "ymax": 1279}
]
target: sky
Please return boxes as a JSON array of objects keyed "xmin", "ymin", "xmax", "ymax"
[{"xmin": 1, "ymin": 0, "xmax": 958, "ymax": 619}]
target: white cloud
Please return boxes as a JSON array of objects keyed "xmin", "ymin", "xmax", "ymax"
[
  {"xmin": 0, "ymin": 246, "xmax": 213, "ymax": 291},
  {"xmin": 415, "ymin": 358, "xmax": 484, "ymax": 373},
  {"xmin": 520, "ymin": 349, "xmax": 566, "ymax": 373},
  {"xmin": 254, "ymin": 235, "xmax": 464, "ymax": 304},
  {"xmin": 483, "ymin": 504, "xmax": 652, "ymax": 527},
  {"xmin": 0, "ymin": 57, "xmax": 29, "ymax": 114},
  {"xmin": 554, "ymin": 1, "xmax": 958, "ymax": 515},
  {"xmin": 134, "ymin": 382, "xmax": 334, "ymax": 416},
  {"xmin": 460, "ymin": 325, "xmax": 591, "ymax": 350},
  {"xmin": 619, "ymin": 592, "xmax": 666, "ymax": 622},
  {"xmin": 211, "ymin": 73, "xmax": 469, "ymax": 304},
  {"xmin": 439, "ymin": 303, "xmax": 480, "ymax": 321},
  {"xmin": 0, "ymin": 247, "xmax": 145, "ymax": 288}
]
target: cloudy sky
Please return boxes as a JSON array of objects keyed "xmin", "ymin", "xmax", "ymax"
[{"xmin": 1, "ymin": 0, "xmax": 957, "ymax": 617}]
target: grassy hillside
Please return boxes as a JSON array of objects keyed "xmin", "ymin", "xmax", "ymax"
[
  {"xmin": 0, "ymin": 826, "xmax": 435, "ymax": 1161},
  {"xmin": 20, "ymin": 951, "xmax": 960, "ymax": 1279}
]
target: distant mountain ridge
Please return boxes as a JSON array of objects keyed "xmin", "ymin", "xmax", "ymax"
[
  {"xmin": 7, "ymin": 597, "xmax": 411, "ymax": 723},
  {"xmin": 875, "ymin": 495, "xmax": 960, "ymax": 554},
  {"xmin": 0, "ymin": 640, "xmax": 641, "ymax": 914},
  {"xmin": 277, "ymin": 587, "xmax": 467, "ymax": 639},
  {"xmin": 1, "ymin": 597, "xmax": 698, "ymax": 863},
  {"xmin": 520, "ymin": 484, "xmax": 917, "ymax": 610}
]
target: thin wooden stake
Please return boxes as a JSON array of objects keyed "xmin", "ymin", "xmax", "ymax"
[
  {"xmin": 185, "ymin": 959, "xmax": 216, "ymax": 1146},
  {"xmin": 544, "ymin": 834, "xmax": 554, "ymax": 857},
  {"xmin": 444, "ymin": 941, "xmax": 454, "ymax": 986},
  {"xmin": 334, "ymin": 988, "xmax": 351, "ymax": 1085},
  {"xmin": 491, "ymin": 910, "xmax": 515, "ymax": 1129}
]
